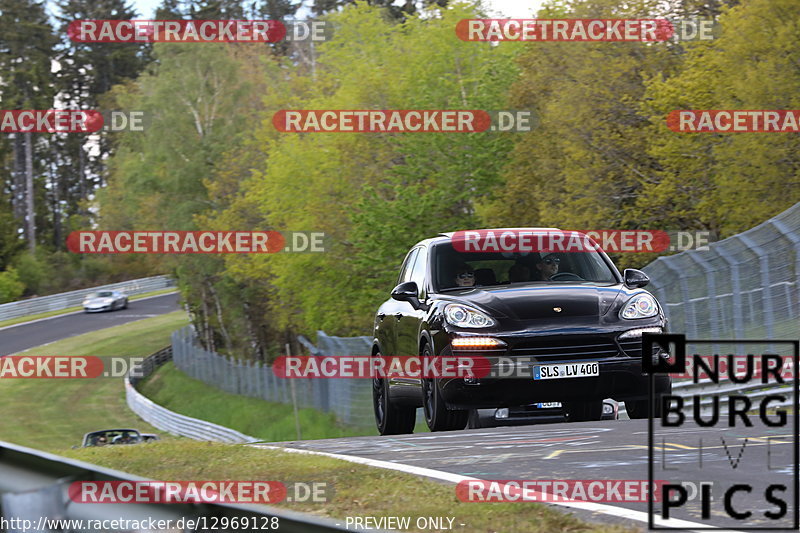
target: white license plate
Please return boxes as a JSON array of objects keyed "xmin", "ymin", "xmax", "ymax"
[
  {"xmin": 536, "ymin": 402, "xmax": 562, "ymax": 409},
  {"xmin": 533, "ymin": 362, "xmax": 599, "ymax": 380}
]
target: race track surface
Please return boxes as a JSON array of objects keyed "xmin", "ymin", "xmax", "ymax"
[
  {"xmin": 265, "ymin": 417, "xmax": 797, "ymax": 531},
  {"xmin": 0, "ymin": 292, "xmax": 181, "ymax": 355}
]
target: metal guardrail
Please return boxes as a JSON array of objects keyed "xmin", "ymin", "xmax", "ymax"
[
  {"xmin": 126, "ymin": 347, "xmax": 258, "ymax": 444},
  {"xmin": 0, "ymin": 439, "xmax": 348, "ymax": 532},
  {"xmin": 0, "ymin": 275, "xmax": 176, "ymax": 322},
  {"xmin": 0, "ymin": 274, "xmax": 176, "ymax": 322}
]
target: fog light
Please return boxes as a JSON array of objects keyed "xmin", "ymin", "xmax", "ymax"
[
  {"xmin": 495, "ymin": 408, "xmax": 509, "ymax": 419},
  {"xmin": 451, "ymin": 337, "xmax": 506, "ymax": 349},
  {"xmin": 603, "ymin": 403, "xmax": 614, "ymax": 415}
]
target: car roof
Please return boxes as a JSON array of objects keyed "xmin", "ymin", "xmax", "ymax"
[
  {"xmin": 418, "ymin": 228, "xmax": 564, "ymax": 247},
  {"xmin": 436, "ymin": 227, "xmax": 562, "ymax": 239},
  {"xmin": 84, "ymin": 428, "xmax": 140, "ymax": 437}
]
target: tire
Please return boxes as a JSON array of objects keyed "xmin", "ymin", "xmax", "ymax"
[
  {"xmin": 626, "ymin": 377, "xmax": 672, "ymax": 419},
  {"xmin": 372, "ymin": 352, "xmax": 416, "ymax": 435},
  {"xmin": 421, "ymin": 345, "xmax": 468, "ymax": 431},
  {"xmin": 122, "ymin": 299, "xmax": 128, "ymax": 309},
  {"xmin": 564, "ymin": 400, "xmax": 604, "ymax": 422}
]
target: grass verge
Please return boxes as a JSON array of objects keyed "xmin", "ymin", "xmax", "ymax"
[
  {"xmin": 0, "ymin": 310, "xmax": 189, "ymax": 452},
  {"xmin": 0, "ymin": 288, "xmax": 179, "ymax": 329},
  {"xmin": 63, "ymin": 441, "xmax": 637, "ymax": 533},
  {"xmin": 138, "ymin": 361, "xmax": 374, "ymax": 441}
]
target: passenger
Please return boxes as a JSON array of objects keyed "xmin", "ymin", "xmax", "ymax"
[{"xmin": 508, "ymin": 263, "xmax": 530, "ymax": 283}]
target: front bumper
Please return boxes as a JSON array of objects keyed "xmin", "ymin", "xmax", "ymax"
[
  {"xmin": 84, "ymin": 304, "xmax": 112, "ymax": 312},
  {"xmin": 440, "ymin": 357, "xmax": 652, "ymax": 408}
]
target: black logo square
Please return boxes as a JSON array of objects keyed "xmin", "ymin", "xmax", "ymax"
[{"xmin": 642, "ymin": 333, "xmax": 686, "ymax": 374}]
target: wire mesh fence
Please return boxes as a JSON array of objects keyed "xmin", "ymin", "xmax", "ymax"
[
  {"xmin": 643, "ymin": 203, "xmax": 800, "ymax": 412},
  {"xmin": 643, "ymin": 201, "xmax": 799, "ymax": 356},
  {"xmin": 171, "ymin": 327, "xmax": 376, "ymax": 428}
]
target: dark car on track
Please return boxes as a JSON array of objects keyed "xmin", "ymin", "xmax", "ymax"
[
  {"xmin": 78, "ymin": 428, "xmax": 145, "ymax": 447},
  {"xmin": 371, "ymin": 229, "xmax": 671, "ymax": 434}
]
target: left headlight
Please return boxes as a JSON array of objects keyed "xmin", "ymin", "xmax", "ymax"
[
  {"xmin": 619, "ymin": 293, "xmax": 659, "ymax": 320},
  {"xmin": 444, "ymin": 304, "xmax": 496, "ymax": 328}
]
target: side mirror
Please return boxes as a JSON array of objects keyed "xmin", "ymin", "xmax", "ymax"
[
  {"xmin": 391, "ymin": 281, "xmax": 421, "ymax": 309},
  {"xmin": 623, "ymin": 268, "xmax": 650, "ymax": 289}
]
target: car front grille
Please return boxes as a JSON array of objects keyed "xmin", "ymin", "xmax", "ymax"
[
  {"xmin": 618, "ymin": 339, "xmax": 642, "ymax": 358},
  {"xmin": 619, "ymin": 338, "xmax": 662, "ymax": 360},
  {"xmin": 510, "ymin": 336, "xmax": 622, "ymax": 361}
]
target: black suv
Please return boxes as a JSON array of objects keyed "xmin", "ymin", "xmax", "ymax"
[{"xmin": 371, "ymin": 229, "xmax": 671, "ymax": 434}]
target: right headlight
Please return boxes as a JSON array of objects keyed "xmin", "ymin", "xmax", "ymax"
[
  {"xmin": 444, "ymin": 304, "xmax": 496, "ymax": 328},
  {"xmin": 619, "ymin": 293, "xmax": 659, "ymax": 320}
]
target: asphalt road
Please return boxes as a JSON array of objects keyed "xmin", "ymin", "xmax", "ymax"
[
  {"xmin": 264, "ymin": 417, "xmax": 798, "ymax": 531},
  {"xmin": 0, "ymin": 292, "xmax": 182, "ymax": 355}
]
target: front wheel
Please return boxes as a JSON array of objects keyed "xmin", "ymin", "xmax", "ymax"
[
  {"xmin": 421, "ymin": 345, "xmax": 468, "ymax": 431},
  {"xmin": 372, "ymin": 353, "xmax": 416, "ymax": 435}
]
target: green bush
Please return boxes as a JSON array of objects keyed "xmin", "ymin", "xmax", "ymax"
[
  {"xmin": 12, "ymin": 253, "xmax": 50, "ymax": 296},
  {"xmin": 0, "ymin": 267, "xmax": 25, "ymax": 303}
]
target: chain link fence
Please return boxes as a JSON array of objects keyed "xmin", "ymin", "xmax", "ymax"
[
  {"xmin": 643, "ymin": 202, "xmax": 799, "ymax": 355},
  {"xmin": 172, "ymin": 327, "xmax": 377, "ymax": 428},
  {"xmin": 643, "ymin": 202, "xmax": 800, "ymax": 414}
]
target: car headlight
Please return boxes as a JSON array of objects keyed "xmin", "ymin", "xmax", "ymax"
[
  {"xmin": 619, "ymin": 293, "xmax": 659, "ymax": 320},
  {"xmin": 444, "ymin": 304, "xmax": 496, "ymax": 328}
]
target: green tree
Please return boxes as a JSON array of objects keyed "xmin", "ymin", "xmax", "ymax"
[{"xmin": 641, "ymin": 0, "xmax": 800, "ymax": 235}]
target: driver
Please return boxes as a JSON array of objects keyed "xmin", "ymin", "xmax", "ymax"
[
  {"xmin": 454, "ymin": 265, "xmax": 476, "ymax": 287},
  {"xmin": 535, "ymin": 252, "xmax": 560, "ymax": 280}
]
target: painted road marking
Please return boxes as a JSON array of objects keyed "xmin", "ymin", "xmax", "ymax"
[{"xmin": 252, "ymin": 443, "xmax": 744, "ymax": 532}]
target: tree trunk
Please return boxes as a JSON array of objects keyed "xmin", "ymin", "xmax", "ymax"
[
  {"xmin": 13, "ymin": 134, "xmax": 24, "ymax": 222},
  {"xmin": 24, "ymin": 131, "xmax": 35, "ymax": 253}
]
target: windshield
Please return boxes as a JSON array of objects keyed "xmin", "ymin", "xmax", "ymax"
[
  {"xmin": 94, "ymin": 291, "xmax": 114, "ymax": 297},
  {"xmin": 431, "ymin": 241, "xmax": 618, "ymax": 291}
]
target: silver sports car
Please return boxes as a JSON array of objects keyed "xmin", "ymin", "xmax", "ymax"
[{"xmin": 82, "ymin": 290, "xmax": 128, "ymax": 312}]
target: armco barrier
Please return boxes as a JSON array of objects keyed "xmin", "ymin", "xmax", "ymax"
[
  {"xmin": 0, "ymin": 440, "xmax": 349, "ymax": 532},
  {"xmin": 0, "ymin": 274, "xmax": 175, "ymax": 322},
  {"xmin": 126, "ymin": 347, "xmax": 258, "ymax": 443}
]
